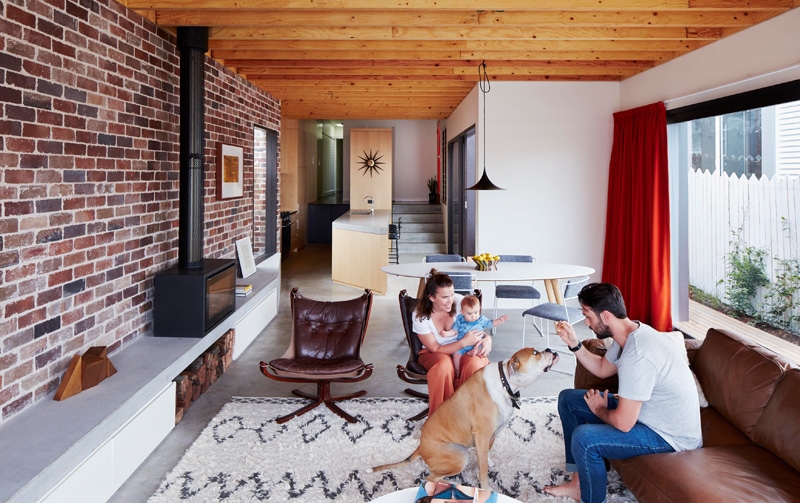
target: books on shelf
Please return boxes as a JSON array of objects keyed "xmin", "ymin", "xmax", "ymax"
[{"xmin": 236, "ymin": 284, "xmax": 253, "ymax": 296}]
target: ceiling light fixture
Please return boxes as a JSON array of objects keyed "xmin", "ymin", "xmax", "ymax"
[{"xmin": 467, "ymin": 61, "xmax": 505, "ymax": 191}]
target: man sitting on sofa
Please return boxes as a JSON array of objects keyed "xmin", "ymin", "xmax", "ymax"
[{"xmin": 544, "ymin": 283, "xmax": 702, "ymax": 503}]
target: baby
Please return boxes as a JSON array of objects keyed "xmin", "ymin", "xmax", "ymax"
[{"xmin": 442, "ymin": 295, "xmax": 509, "ymax": 377}]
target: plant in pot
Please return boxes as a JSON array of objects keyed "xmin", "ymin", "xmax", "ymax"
[{"xmin": 427, "ymin": 176, "xmax": 439, "ymax": 204}]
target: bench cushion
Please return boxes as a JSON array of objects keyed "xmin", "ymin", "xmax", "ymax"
[
  {"xmin": 612, "ymin": 445, "xmax": 800, "ymax": 503},
  {"xmin": 751, "ymin": 368, "xmax": 800, "ymax": 473},
  {"xmin": 693, "ymin": 328, "xmax": 788, "ymax": 437}
]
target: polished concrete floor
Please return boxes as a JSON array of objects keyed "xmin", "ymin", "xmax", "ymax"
[{"xmin": 111, "ymin": 245, "xmax": 594, "ymax": 502}]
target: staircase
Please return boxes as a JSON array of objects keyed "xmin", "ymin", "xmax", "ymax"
[{"xmin": 391, "ymin": 202, "xmax": 446, "ymax": 255}]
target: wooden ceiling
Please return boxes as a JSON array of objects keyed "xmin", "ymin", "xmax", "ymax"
[{"xmin": 126, "ymin": 0, "xmax": 798, "ymax": 120}]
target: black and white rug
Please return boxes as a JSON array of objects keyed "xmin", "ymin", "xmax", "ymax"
[{"xmin": 149, "ymin": 397, "xmax": 636, "ymax": 502}]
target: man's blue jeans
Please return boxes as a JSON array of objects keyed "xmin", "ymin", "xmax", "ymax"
[{"xmin": 557, "ymin": 388, "xmax": 675, "ymax": 503}]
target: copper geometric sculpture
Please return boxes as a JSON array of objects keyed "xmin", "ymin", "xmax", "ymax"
[{"xmin": 54, "ymin": 346, "xmax": 117, "ymax": 401}]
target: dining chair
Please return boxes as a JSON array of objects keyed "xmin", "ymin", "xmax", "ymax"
[
  {"xmin": 492, "ymin": 255, "xmax": 542, "ymax": 335},
  {"xmin": 440, "ymin": 271, "xmax": 476, "ymax": 296},
  {"xmin": 259, "ymin": 287, "xmax": 373, "ymax": 423},
  {"xmin": 397, "ymin": 288, "xmax": 482, "ymax": 421},
  {"xmin": 423, "ymin": 254, "xmax": 466, "ymax": 263},
  {"xmin": 520, "ymin": 275, "xmax": 590, "ymax": 375}
]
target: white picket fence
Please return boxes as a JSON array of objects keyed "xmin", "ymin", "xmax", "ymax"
[{"xmin": 688, "ymin": 169, "xmax": 800, "ymax": 326}]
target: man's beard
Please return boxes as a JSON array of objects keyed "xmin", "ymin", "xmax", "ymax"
[{"xmin": 593, "ymin": 321, "xmax": 613, "ymax": 339}]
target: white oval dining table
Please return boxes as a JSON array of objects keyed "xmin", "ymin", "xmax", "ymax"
[{"xmin": 381, "ymin": 261, "xmax": 595, "ymax": 303}]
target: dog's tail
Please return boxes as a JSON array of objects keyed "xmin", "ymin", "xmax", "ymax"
[{"xmin": 366, "ymin": 449, "xmax": 421, "ymax": 474}]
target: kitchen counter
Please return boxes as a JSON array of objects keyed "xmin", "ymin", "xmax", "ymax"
[
  {"xmin": 331, "ymin": 209, "xmax": 391, "ymax": 235},
  {"xmin": 331, "ymin": 209, "xmax": 392, "ymax": 294}
]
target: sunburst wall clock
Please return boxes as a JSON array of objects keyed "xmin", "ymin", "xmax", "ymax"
[{"xmin": 357, "ymin": 149, "xmax": 385, "ymax": 177}]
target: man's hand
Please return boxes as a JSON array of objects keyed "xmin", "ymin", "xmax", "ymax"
[
  {"xmin": 555, "ymin": 320, "xmax": 580, "ymax": 348},
  {"xmin": 583, "ymin": 388, "xmax": 609, "ymax": 416}
]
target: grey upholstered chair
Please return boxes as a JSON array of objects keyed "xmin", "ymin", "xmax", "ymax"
[
  {"xmin": 521, "ymin": 275, "xmax": 590, "ymax": 375},
  {"xmin": 423, "ymin": 254, "xmax": 466, "ymax": 263},
  {"xmin": 492, "ymin": 255, "xmax": 542, "ymax": 334},
  {"xmin": 440, "ymin": 271, "xmax": 476, "ymax": 296}
]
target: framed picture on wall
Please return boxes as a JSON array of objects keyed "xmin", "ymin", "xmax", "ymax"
[{"xmin": 216, "ymin": 143, "xmax": 244, "ymax": 200}]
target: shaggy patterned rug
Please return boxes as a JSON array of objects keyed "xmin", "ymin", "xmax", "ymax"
[{"xmin": 149, "ymin": 397, "xmax": 637, "ymax": 502}]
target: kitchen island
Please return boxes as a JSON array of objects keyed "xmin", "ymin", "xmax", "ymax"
[{"xmin": 332, "ymin": 209, "xmax": 391, "ymax": 295}]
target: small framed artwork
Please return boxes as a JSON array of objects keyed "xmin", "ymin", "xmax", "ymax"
[
  {"xmin": 216, "ymin": 143, "xmax": 244, "ymax": 200},
  {"xmin": 235, "ymin": 236, "xmax": 257, "ymax": 279}
]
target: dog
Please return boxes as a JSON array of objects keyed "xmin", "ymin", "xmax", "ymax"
[{"xmin": 368, "ymin": 347, "xmax": 559, "ymax": 489}]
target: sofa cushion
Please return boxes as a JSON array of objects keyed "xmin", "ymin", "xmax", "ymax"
[
  {"xmin": 693, "ymin": 328, "xmax": 788, "ymax": 437},
  {"xmin": 612, "ymin": 444, "xmax": 800, "ymax": 503},
  {"xmin": 700, "ymin": 406, "xmax": 751, "ymax": 447},
  {"xmin": 751, "ymin": 367, "xmax": 800, "ymax": 473}
]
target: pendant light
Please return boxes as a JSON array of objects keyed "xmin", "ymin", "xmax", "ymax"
[{"xmin": 467, "ymin": 60, "xmax": 505, "ymax": 191}]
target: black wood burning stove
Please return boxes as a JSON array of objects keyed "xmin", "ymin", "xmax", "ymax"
[{"xmin": 154, "ymin": 259, "xmax": 236, "ymax": 338}]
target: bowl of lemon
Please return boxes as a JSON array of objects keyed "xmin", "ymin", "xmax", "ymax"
[{"xmin": 472, "ymin": 253, "xmax": 500, "ymax": 271}]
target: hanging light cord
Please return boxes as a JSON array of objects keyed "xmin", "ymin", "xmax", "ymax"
[{"xmin": 479, "ymin": 60, "xmax": 490, "ymax": 169}]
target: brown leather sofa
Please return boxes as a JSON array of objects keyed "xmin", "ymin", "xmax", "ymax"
[{"xmin": 575, "ymin": 327, "xmax": 800, "ymax": 502}]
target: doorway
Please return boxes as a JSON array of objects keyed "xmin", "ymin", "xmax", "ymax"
[
  {"xmin": 254, "ymin": 125, "xmax": 278, "ymax": 260},
  {"xmin": 447, "ymin": 127, "xmax": 477, "ymax": 257}
]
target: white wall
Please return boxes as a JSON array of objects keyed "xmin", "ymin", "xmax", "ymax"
[
  {"xmin": 621, "ymin": 8, "xmax": 800, "ymax": 111},
  {"xmin": 464, "ymin": 81, "xmax": 619, "ymax": 281},
  {"xmin": 341, "ymin": 120, "xmax": 438, "ymax": 202},
  {"xmin": 445, "ymin": 86, "xmax": 479, "ymax": 139}
]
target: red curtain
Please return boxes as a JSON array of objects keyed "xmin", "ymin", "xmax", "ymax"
[{"xmin": 602, "ymin": 102, "xmax": 672, "ymax": 331}]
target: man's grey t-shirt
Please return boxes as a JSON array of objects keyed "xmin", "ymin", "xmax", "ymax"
[{"xmin": 605, "ymin": 323, "xmax": 702, "ymax": 452}]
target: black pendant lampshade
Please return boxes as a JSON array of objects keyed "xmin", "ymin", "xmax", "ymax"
[{"xmin": 467, "ymin": 61, "xmax": 505, "ymax": 191}]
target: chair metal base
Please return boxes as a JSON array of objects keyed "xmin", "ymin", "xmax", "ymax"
[
  {"xmin": 260, "ymin": 361, "xmax": 373, "ymax": 424},
  {"xmin": 278, "ymin": 384, "xmax": 367, "ymax": 424}
]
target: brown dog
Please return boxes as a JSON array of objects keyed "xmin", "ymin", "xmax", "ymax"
[{"xmin": 369, "ymin": 347, "xmax": 559, "ymax": 489}]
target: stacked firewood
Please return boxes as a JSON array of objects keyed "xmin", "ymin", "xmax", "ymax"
[{"xmin": 174, "ymin": 329, "xmax": 235, "ymax": 424}]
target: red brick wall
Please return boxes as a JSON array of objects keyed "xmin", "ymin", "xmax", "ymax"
[{"xmin": 0, "ymin": 0, "xmax": 280, "ymax": 422}]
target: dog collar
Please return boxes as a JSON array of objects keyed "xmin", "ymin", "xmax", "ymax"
[{"xmin": 498, "ymin": 361, "xmax": 521, "ymax": 409}]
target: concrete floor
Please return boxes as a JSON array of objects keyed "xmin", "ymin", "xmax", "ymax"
[{"xmin": 110, "ymin": 245, "xmax": 595, "ymax": 502}]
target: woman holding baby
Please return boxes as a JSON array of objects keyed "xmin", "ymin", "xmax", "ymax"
[{"xmin": 413, "ymin": 269, "xmax": 492, "ymax": 414}]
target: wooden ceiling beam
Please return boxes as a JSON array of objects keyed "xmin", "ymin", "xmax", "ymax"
[
  {"xmin": 238, "ymin": 66, "xmax": 646, "ymax": 77},
  {"xmin": 213, "ymin": 50, "xmax": 682, "ymax": 62},
  {"xmin": 208, "ymin": 25, "xmax": 734, "ymax": 40},
  {"xmin": 227, "ymin": 59, "xmax": 654, "ymax": 69},
  {"xmin": 128, "ymin": 0, "xmax": 794, "ymax": 11},
  {"xmin": 208, "ymin": 38, "xmax": 708, "ymax": 52},
  {"xmin": 151, "ymin": 9, "xmax": 782, "ymax": 28}
]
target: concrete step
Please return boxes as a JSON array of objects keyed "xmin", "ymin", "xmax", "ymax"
[
  {"xmin": 392, "ymin": 213, "xmax": 443, "ymax": 224},
  {"xmin": 399, "ymin": 231, "xmax": 446, "ymax": 243},
  {"xmin": 398, "ymin": 222, "xmax": 444, "ymax": 233},
  {"xmin": 398, "ymin": 242, "xmax": 447, "ymax": 254},
  {"xmin": 392, "ymin": 203, "xmax": 442, "ymax": 214}
]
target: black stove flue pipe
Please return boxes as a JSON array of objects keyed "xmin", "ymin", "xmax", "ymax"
[{"xmin": 177, "ymin": 27, "xmax": 208, "ymax": 269}]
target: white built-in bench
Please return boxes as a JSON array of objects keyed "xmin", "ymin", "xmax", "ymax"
[{"xmin": 0, "ymin": 255, "xmax": 281, "ymax": 503}]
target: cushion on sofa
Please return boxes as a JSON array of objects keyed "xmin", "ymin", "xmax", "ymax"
[
  {"xmin": 612, "ymin": 444, "xmax": 800, "ymax": 503},
  {"xmin": 693, "ymin": 328, "xmax": 788, "ymax": 437},
  {"xmin": 699, "ymin": 407, "xmax": 751, "ymax": 447},
  {"xmin": 751, "ymin": 368, "xmax": 800, "ymax": 473}
]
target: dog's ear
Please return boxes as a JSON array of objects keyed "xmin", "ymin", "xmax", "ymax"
[{"xmin": 512, "ymin": 357, "xmax": 520, "ymax": 371}]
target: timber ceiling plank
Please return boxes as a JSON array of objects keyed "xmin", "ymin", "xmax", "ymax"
[{"xmin": 126, "ymin": 0, "xmax": 798, "ymax": 119}]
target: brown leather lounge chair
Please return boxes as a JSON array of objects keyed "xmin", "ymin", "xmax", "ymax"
[{"xmin": 260, "ymin": 287, "xmax": 373, "ymax": 424}]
